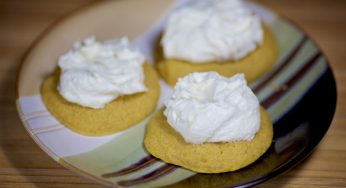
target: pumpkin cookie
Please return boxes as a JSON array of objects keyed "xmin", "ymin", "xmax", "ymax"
[
  {"xmin": 156, "ymin": 25, "xmax": 278, "ymax": 86},
  {"xmin": 42, "ymin": 63, "xmax": 160, "ymax": 136},
  {"xmin": 144, "ymin": 107, "xmax": 273, "ymax": 173}
]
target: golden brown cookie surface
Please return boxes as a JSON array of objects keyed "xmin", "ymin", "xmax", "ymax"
[
  {"xmin": 41, "ymin": 63, "xmax": 160, "ymax": 136},
  {"xmin": 155, "ymin": 25, "xmax": 278, "ymax": 86},
  {"xmin": 144, "ymin": 107, "xmax": 273, "ymax": 173}
]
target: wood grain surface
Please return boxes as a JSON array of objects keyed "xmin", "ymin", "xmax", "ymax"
[{"xmin": 0, "ymin": 0, "xmax": 345, "ymax": 187}]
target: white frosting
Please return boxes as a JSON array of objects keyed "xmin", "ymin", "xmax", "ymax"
[
  {"xmin": 57, "ymin": 37, "xmax": 147, "ymax": 109},
  {"xmin": 164, "ymin": 72, "xmax": 260, "ymax": 144},
  {"xmin": 162, "ymin": 0, "xmax": 263, "ymax": 63}
]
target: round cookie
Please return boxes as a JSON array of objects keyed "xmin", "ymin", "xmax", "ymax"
[
  {"xmin": 144, "ymin": 107, "xmax": 273, "ymax": 173},
  {"xmin": 42, "ymin": 63, "xmax": 160, "ymax": 136},
  {"xmin": 155, "ymin": 25, "xmax": 278, "ymax": 86}
]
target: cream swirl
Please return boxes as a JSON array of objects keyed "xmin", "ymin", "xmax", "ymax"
[
  {"xmin": 58, "ymin": 37, "xmax": 147, "ymax": 109},
  {"xmin": 162, "ymin": 0, "xmax": 263, "ymax": 63},
  {"xmin": 164, "ymin": 72, "xmax": 260, "ymax": 144}
]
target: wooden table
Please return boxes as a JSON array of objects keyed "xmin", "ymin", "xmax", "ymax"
[{"xmin": 0, "ymin": 0, "xmax": 345, "ymax": 187}]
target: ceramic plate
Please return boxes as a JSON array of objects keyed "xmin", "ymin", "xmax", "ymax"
[{"xmin": 16, "ymin": 0, "xmax": 337, "ymax": 187}]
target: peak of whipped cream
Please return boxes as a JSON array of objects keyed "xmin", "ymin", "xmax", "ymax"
[
  {"xmin": 57, "ymin": 37, "xmax": 147, "ymax": 109},
  {"xmin": 162, "ymin": 0, "xmax": 263, "ymax": 63},
  {"xmin": 164, "ymin": 72, "xmax": 260, "ymax": 144}
]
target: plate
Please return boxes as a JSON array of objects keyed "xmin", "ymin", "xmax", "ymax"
[{"xmin": 15, "ymin": 0, "xmax": 337, "ymax": 187}]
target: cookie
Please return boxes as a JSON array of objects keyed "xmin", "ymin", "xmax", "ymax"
[
  {"xmin": 144, "ymin": 107, "xmax": 273, "ymax": 173},
  {"xmin": 155, "ymin": 25, "xmax": 278, "ymax": 86},
  {"xmin": 41, "ymin": 63, "xmax": 160, "ymax": 136}
]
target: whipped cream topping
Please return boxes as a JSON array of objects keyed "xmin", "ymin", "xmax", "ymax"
[
  {"xmin": 162, "ymin": 0, "xmax": 263, "ymax": 63},
  {"xmin": 58, "ymin": 37, "xmax": 147, "ymax": 109},
  {"xmin": 164, "ymin": 72, "xmax": 260, "ymax": 144}
]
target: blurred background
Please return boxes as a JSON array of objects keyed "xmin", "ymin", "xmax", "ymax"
[{"xmin": 0, "ymin": 0, "xmax": 345, "ymax": 187}]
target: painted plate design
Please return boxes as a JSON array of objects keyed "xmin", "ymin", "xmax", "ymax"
[{"xmin": 16, "ymin": 0, "xmax": 337, "ymax": 187}]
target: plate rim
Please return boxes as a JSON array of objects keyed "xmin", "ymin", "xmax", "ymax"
[{"xmin": 15, "ymin": 0, "xmax": 338, "ymax": 187}]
